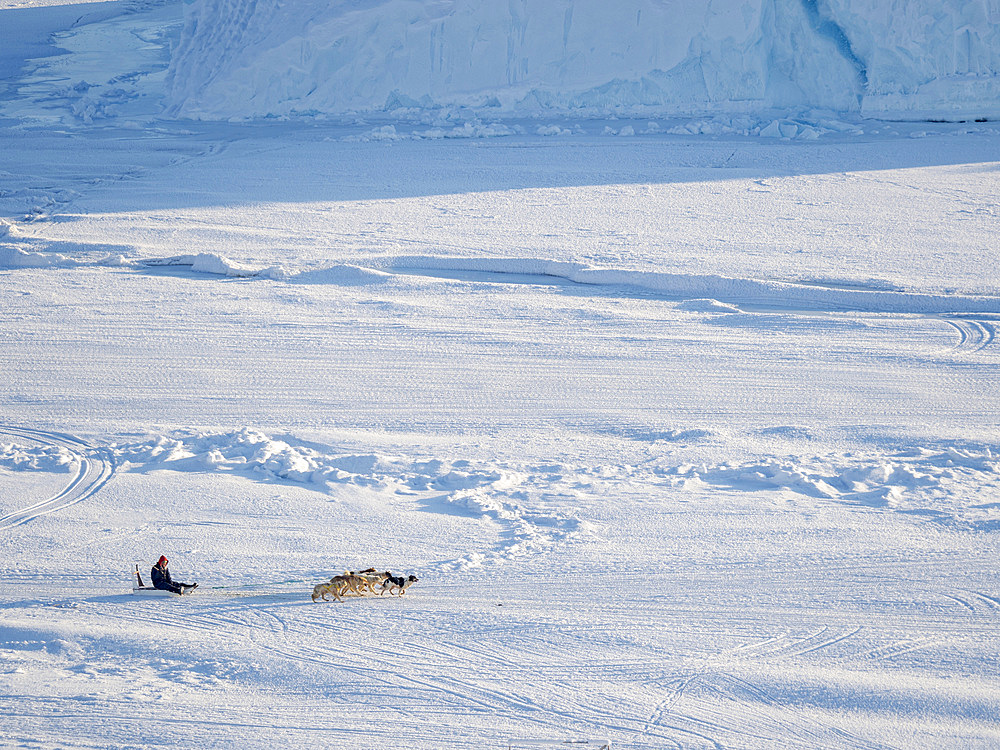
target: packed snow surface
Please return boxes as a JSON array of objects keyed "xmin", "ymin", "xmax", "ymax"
[
  {"xmin": 166, "ymin": 0, "xmax": 1000, "ymax": 120},
  {"xmin": 2, "ymin": 1, "xmax": 1000, "ymax": 749}
]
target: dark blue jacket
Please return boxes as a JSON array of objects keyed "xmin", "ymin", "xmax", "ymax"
[{"xmin": 151, "ymin": 564, "xmax": 173, "ymax": 589}]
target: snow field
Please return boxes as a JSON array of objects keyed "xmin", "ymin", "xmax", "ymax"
[
  {"xmin": 2, "ymin": 1, "xmax": 1000, "ymax": 748},
  {"xmin": 3, "ymin": 429, "xmax": 999, "ymax": 748},
  {"xmin": 5, "ymin": 126, "xmax": 999, "ymax": 300},
  {"xmin": 3, "ymin": 141, "xmax": 1000, "ymax": 744}
]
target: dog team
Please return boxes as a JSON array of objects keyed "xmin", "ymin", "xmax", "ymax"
[{"xmin": 312, "ymin": 567, "xmax": 419, "ymax": 603}]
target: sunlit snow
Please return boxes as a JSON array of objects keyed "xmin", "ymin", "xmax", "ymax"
[{"xmin": 1, "ymin": 1, "xmax": 999, "ymax": 749}]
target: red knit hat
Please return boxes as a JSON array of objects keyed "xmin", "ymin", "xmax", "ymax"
[{"xmin": 157, "ymin": 555, "xmax": 168, "ymax": 566}]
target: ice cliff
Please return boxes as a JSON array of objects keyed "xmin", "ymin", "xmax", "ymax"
[{"xmin": 166, "ymin": 0, "xmax": 1000, "ymax": 120}]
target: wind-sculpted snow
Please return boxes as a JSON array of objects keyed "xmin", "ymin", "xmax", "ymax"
[
  {"xmin": 0, "ymin": 443, "xmax": 77, "ymax": 473},
  {"xmin": 0, "ymin": 244, "xmax": 134, "ymax": 270},
  {"xmin": 113, "ymin": 429, "xmax": 410, "ymax": 486},
  {"xmin": 110, "ymin": 429, "xmax": 598, "ymax": 567},
  {"xmin": 9, "ymin": 244, "xmax": 999, "ymax": 313},
  {"xmin": 658, "ymin": 445, "xmax": 1000, "ymax": 531},
  {"xmin": 104, "ymin": 428, "xmax": 1000, "ymax": 545},
  {"xmin": 166, "ymin": 0, "xmax": 1000, "ymax": 120},
  {"xmin": 1, "ymin": 222, "xmax": 139, "ymax": 267},
  {"xmin": 4, "ymin": 3, "xmax": 1000, "ymax": 745}
]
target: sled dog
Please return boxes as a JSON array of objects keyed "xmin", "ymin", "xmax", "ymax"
[
  {"xmin": 311, "ymin": 582, "xmax": 334, "ymax": 602},
  {"xmin": 313, "ymin": 574, "xmax": 356, "ymax": 602},
  {"xmin": 335, "ymin": 571, "xmax": 370, "ymax": 596},
  {"xmin": 381, "ymin": 573, "xmax": 418, "ymax": 596},
  {"xmin": 357, "ymin": 570, "xmax": 389, "ymax": 593}
]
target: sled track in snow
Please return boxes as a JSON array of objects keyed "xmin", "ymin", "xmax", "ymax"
[
  {"xmin": 0, "ymin": 426, "xmax": 115, "ymax": 530},
  {"xmin": 716, "ymin": 625, "xmax": 862, "ymax": 663},
  {"xmin": 939, "ymin": 588, "xmax": 1000, "ymax": 618},
  {"xmin": 940, "ymin": 317, "xmax": 996, "ymax": 354},
  {"xmin": 640, "ymin": 670, "xmax": 889, "ymax": 750}
]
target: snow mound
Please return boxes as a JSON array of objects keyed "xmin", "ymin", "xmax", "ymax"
[
  {"xmin": 677, "ymin": 298, "xmax": 742, "ymax": 314},
  {"xmin": 112, "ymin": 429, "xmax": 537, "ymax": 497},
  {"xmin": 166, "ymin": 0, "xmax": 1000, "ymax": 121},
  {"xmin": 190, "ymin": 253, "xmax": 259, "ymax": 278},
  {"xmin": 0, "ymin": 246, "xmax": 60, "ymax": 270},
  {"xmin": 107, "ymin": 427, "xmax": 1000, "ymax": 544},
  {"xmin": 144, "ymin": 254, "xmax": 287, "ymax": 280},
  {"xmin": 0, "ymin": 442, "xmax": 78, "ymax": 473},
  {"xmin": 113, "ymin": 429, "xmax": 399, "ymax": 486},
  {"xmin": 290, "ymin": 264, "xmax": 394, "ymax": 286}
]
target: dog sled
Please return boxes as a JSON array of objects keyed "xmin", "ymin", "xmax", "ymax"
[
  {"xmin": 131, "ymin": 561, "xmax": 420, "ymax": 602},
  {"xmin": 130, "ymin": 563, "xmax": 179, "ymax": 596}
]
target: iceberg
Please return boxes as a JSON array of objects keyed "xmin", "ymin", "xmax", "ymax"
[{"xmin": 166, "ymin": 0, "xmax": 1000, "ymax": 121}]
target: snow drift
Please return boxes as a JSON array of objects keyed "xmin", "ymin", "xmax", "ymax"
[{"xmin": 166, "ymin": 0, "xmax": 1000, "ymax": 121}]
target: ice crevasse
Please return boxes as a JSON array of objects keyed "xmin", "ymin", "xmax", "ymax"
[{"xmin": 166, "ymin": 0, "xmax": 1000, "ymax": 120}]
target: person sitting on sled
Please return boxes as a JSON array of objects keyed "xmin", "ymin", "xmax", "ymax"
[{"xmin": 151, "ymin": 555, "xmax": 198, "ymax": 595}]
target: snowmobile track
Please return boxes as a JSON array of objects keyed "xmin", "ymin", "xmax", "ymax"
[{"xmin": 0, "ymin": 425, "xmax": 115, "ymax": 530}]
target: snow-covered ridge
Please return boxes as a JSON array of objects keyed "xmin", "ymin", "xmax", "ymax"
[
  {"xmin": 94, "ymin": 428, "xmax": 1000, "ymax": 534},
  {"xmin": 166, "ymin": 0, "xmax": 1000, "ymax": 121},
  {"xmin": 144, "ymin": 253, "xmax": 1000, "ymax": 315},
  {"xmin": 6, "ymin": 247, "xmax": 1000, "ymax": 314},
  {"xmin": 383, "ymin": 255, "xmax": 1000, "ymax": 314}
]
